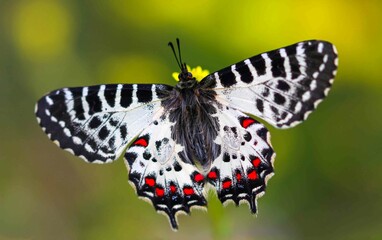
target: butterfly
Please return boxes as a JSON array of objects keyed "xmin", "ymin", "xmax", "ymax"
[{"xmin": 35, "ymin": 39, "xmax": 338, "ymax": 230}]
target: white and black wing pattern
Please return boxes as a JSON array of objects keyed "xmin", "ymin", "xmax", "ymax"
[
  {"xmin": 206, "ymin": 106, "xmax": 274, "ymax": 212},
  {"xmin": 34, "ymin": 39, "xmax": 338, "ymax": 230},
  {"xmin": 201, "ymin": 40, "xmax": 338, "ymax": 128},
  {"xmin": 35, "ymin": 84, "xmax": 172, "ymax": 163},
  {"xmin": 124, "ymin": 113, "xmax": 207, "ymax": 230}
]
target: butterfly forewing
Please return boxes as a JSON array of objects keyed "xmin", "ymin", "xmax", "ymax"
[
  {"xmin": 35, "ymin": 84, "xmax": 172, "ymax": 163},
  {"xmin": 202, "ymin": 40, "xmax": 338, "ymax": 128}
]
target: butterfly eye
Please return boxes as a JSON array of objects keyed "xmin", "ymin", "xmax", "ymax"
[
  {"xmin": 177, "ymin": 72, "xmax": 186, "ymax": 80},
  {"xmin": 187, "ymin": 72, "xmax": 193, "ymax": 79}
]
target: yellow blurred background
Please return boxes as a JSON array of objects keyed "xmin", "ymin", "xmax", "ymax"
[{"xmin": 1, "ymin": 0, "xmax": 382, "ymax": 239}]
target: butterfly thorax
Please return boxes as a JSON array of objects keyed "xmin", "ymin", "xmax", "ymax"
[{"xmin": 162, "ymin": 80, "xmax": 222, "ymax": 173}]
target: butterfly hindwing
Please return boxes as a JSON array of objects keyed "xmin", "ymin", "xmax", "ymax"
[
  {"xmin": 35, "ymin": 84, "xmax": 172, "ymax": 163},
  {"xmin": 207, "ymin": 106, "xmax": 274, "ymax": 212},
  {"xmin": 202, "ymin": 40, "xmax": 338, "ymax": 128},
  {"xmin": 124, "ymin": 113, "xmax": 207, "ymax": 230}
]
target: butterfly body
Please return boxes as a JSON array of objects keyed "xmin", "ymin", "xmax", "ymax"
[
  {"xmin": 35, "ymin": 40, "xmax": 338, "ymax": 230},
  {"xmin": 162, "ymin": 77, "xmax": 221, "ymax": 172}
]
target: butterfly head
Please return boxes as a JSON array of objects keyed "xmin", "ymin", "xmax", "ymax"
[{"xmin": 176, "ymin": 65, "xmax": 196, "ymax": 88}]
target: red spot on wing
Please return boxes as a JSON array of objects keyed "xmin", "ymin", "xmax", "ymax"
[
  {"xmin": 145, "ymin": 177, "xmax": 155, "ymax": 187},
  {"xmin": 155, "ymin": 187, "xmax": 164, "ymax": 197},
  {"xmin": 248, "ymin": 170, "xmax": 258, "ymax": 180},
  {"xmin": 236, "ymin": 172, "xmax": 242, "ymax": 181},
  {"xmin": 132, "ymin": 137, "xmax": 148, "ymax": 147},
  {"xmin": 183, "ymin": 187, "xmax": 194, "ymax": 196},
  {"xmin": 170, "ymin": 184, "xmax": 177, "ymax": 193},
  {"xmin": 208, "ymin": 171, "xmax": 217, "ymax": 180},
  {"xmin": 241, "ymin": 118, "xmax": 256, "ymax": 128},
  {"xmin": 252, "ymin": 157, "xmax": 261, "ymax": 168},
  {"xmin": 194, "ymin": 173, "xmax": 204, "ymax": 183},
  {"xmin": 222, "ymin": 179, "xmax": 232, "ymax": 189}
]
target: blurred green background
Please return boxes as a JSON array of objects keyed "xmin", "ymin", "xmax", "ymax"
[{"xmin": 1, "ymin": 0, "xmax": 382, "ymax": 239}]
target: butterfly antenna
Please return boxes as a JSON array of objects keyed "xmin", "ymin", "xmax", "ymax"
[
  {"xmin": 168, "ymin": 40, "xmax": 182, "ymax": 70},
  {"xmin": 176, "ymin": 38, "xmax": 186, "ymax": 71}
]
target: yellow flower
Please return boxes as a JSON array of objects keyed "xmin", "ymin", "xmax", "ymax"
[{"xmin": 172, "ymin": 65, "xmax": 210, "ymax": 82}]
